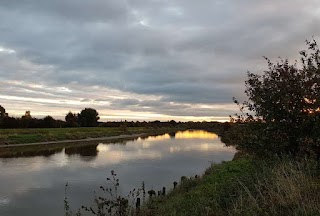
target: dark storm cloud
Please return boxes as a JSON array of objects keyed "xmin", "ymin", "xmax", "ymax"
[{"xmin": 1, "ymin": 0, "xmax": 320, "ymax": 119}]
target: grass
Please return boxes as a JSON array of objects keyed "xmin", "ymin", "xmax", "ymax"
[
  {"xmin": 0, "ymin": 127, "xmax": 183, "ymax": 145},
  {"xmin": 0, "ymin": 127, "xmax": 183, "ymax": 157},
  {"xmin": 142, "ymin": 158, "xmax": 257, "ymax": 216},
  {"xmin": 229, "ymin": 159, "xmax": 320, "ymax": 216},
  {"xmin": 141, "ymin": 157, "xmax": 320, "ymax": 216}
]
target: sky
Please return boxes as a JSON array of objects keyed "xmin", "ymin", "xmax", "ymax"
[{"xmin": 0, "ymin": 0, "xmax": 320, "ymax": 122}]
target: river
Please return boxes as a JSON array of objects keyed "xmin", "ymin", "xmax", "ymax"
[{"xmin": 0, "ymin": 130, "xmax": 235, "ymax": 216}]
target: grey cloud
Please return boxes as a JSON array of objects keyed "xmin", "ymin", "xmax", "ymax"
[
  {"xmin": 112, "ymin": 98, "xmax": 140, "ymax": 106},
  {"xmin": 1, "ymin": 0, "xmax": 320, "ymax": 120},
  {"xmin": 94, "ymin": 99, "xmax": 109, "ymax": 102},
  {"xmin": 80, "ymin": 99, "xmax": 91, "ymax": 102},
  {"xmin": 1, "ymin": 0, "xmax": 131, "ymax": 23},
  {"xmin": 106, "ymin": 97, "xmax": 236, "ymax": 118}
]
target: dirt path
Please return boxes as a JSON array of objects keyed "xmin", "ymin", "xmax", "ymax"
[{"xmin": 0, "ymin": 133, "xmax": 148, "ymax": 148}]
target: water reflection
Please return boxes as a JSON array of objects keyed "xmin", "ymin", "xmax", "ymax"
[
  {"xmin": 168, "ymin": 132, "xmax": 176, "ymax": 138},
  {"xmin": 65, "ymin": 144, "xmax": 99, "ymax": 161},
  {"xmin": 175, "ymin": 130, "xmax": 218, "ymax": 139},
  {"xmin": 0, "ymin": 148, "xmax": 64, "ymax": 158},
  {"xmin": 140, "ymin": 134, "xmax": 170, "ymax": 141},
  {"xmin": 0, "ymin": 139, "xmax": 132, "ymax": 159},
  {"xmin": 0, "ymin": 130, "xmax": 235, "ymax": 216},
  {"xmin": 137, "ymin": 130, "xmax": 219, "ymax": 141}
]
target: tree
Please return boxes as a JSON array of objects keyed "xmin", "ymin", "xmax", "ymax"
[
  {"xmin": 23, "ymin": 111, "xmax": 32, "ymax": 119},
  {"xmin": 169, "ymin": 120, "xmax": 177, "ymax": 126},
  {"xmin": 20, "ymin": 111, "xmax": 33, "ymax": 128},
  {"xmin": 43, "ymin": 115, "xmax": 56, "ymax": 128},
  {"xmin": 0, "ymin": 105, "xmax": 8, "ymax": 128},
  {"xmin": 65, "ymin": 111, "xmax": 78, "ymax": 127},
  {"xmin": 78, "ymin": 108, "xmax": 99, "ymax": 127},
  {"xmin": 0, "ymin": 105, "xmax": 6, "ymax": 118},
  {"xmin": 229, "ymin": 39, "xmax": 320, "ymax": 157}
]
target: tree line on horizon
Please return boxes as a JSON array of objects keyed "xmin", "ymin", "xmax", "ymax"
[
  {"xmin": 0, "ymin": 106, "xmax": 101, "ymax": 128},
  {"xmin": 0, "ymin": 105, "xmax": 224, "ymax": 129}
]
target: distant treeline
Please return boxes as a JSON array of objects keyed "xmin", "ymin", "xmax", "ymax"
[{"xmin": 0, "ymin": 105, "xmax": 228, "ymax": 130}]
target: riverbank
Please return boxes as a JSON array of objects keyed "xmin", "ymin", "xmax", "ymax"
[
  {"xmin": 0, "ymin": 127, "xmax": 184, "ymax": 157},
  {"xmin": 141, "ymin": 156, "xmax": 320, "ymax": 216},
  {"xmin": 0, "ymin": 127, "xmax": 185, "ymax": 145},
  {"xmin": 0, "ymin": 133, "xmax": 147, "ymax": 148}
]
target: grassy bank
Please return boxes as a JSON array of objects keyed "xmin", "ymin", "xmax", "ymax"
[
  {"xmin": 0, "ymin": 127, "xmax": 183, "ymax": 145},
  {"xmin": 0, "ymin": 127, "xmax": 183, "ymax": 157},
  {"xmin": 142, "ymin": 157, "xmax": 320, "ymax": 216},
  {"xmin": 0, "ymin": 139, "xmax": 116, "ymax": 158}
]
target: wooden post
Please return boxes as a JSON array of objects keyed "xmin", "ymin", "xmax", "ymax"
[
  {"xmin": 173, "ymin": 181, "xmax": 178, "ymax": 188},
  {"xmin": 136, "ymin": 197, "xmax": 141, "ymax": 209},
  {"xmin": 162, "ymin": 187, "xmax": 166, "ymax": 196},
  {"xmin": 148, "ymin": 190, "xmax": 156, "ymax": 198}
]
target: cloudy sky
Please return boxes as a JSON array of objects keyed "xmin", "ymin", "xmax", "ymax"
[{"xmin": 0, "ymin": 0, "xmax": 320, "ymax": 121}]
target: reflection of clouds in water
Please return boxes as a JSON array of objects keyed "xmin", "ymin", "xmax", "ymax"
[
  {"xmin": 169, "ymin": 143, "xmax": 236, "ymax": 154},
  {"xmin": 92, "ymin": 145, "xmax": 162, "ymax": 168},
  {"xmin": 169, "ymin": 146, "xmax": 179, "ymax": 153},
  {"xmin": 175, "ymin": 130, "xmax": 218, "ymax": 139},
  {"xmin": 201, "ymin": 143, "xmax": 209, "ymax": 151},
  {"xmin": 0, "ymin": 152, "xmax": 68, "ymax": 175},
  {"xmin": 142, "ymin": 142, "xmax": 151, "ymax": 149},
  {"xmin": 169, "ymin": 143, "xmax": 235, "ymax": 153},
  {"xmin": 93, "ymin": 130, "xmax": 233, "ymax": 167},
  {"xmin": 0, "ymin": 197, "xmax": 10, "ymax": 206},
  {"xmin": 143, "ymin": 134, "xmax": 170, "ymax": 141},
  {"xmin": 54, "ymin": 150, "xmax": 69, "ymax": 167},
  {"xmin": 134, "ymin": 130, "xmax": 219, "ymax": 141},
  {"xmin": 96, "ymin": 145, "xmax": 111, "ymax": 152}
]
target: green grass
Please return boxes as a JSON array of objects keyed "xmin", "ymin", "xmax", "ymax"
[
  {"xmin": 0, "ymin": 127, "xmax": 182, "ymax": 145},
  {"xmin": 0, "ymin": 127, "xmax": 183, "ymax": 157},
  {"xmin": 142, "ymin": 158, "xmax": 257, "ymax": 216},
  {"xmin": 141, "ymin": 157, "xmax": 320, "ymax": 216}
]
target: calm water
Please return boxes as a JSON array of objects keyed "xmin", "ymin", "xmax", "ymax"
[{"xmin": 0, "ymin": 130, "xmax": 235, "ymax": 216}]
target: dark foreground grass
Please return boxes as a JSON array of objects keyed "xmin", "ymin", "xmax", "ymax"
[
  {"xmin": 141, "ymin": 157, "xmax": 320, "ymax": 216},
  {"xmin": 0, "ymin": 127, "xmax": 182, "ymax": 145}
]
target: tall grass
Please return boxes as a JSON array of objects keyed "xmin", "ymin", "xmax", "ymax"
[{"xmin": 230, "ymin": 158, "xmax": 320, "ymax": 216}]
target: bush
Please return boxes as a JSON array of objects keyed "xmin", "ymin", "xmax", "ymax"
[{"xmin": 230, "ymin": 39, "xmax": 320, "ymax": 157}]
